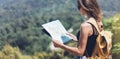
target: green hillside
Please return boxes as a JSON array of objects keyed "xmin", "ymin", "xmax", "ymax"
[
  {"xmin": 0, "ymin": 0, "xmax": 120, "ymax": 59},
  {"xmin": 0, "ymin": 0, "xmax": 119, "ymax": 23}
]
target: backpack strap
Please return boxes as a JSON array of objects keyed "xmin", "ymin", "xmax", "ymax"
[
  {"xmin": 86, "ymin": 18, "xmax": 111, "ymax": 58},
  {"xmin": 85, "ymin": 18, "xmax": 100, "ymax": 57},
  {"xmin": 86, "ymin": 18, "xmax": 101, "ymax": 33}
]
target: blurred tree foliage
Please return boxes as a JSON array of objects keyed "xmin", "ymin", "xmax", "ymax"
[
  {"xmin": 0, "ymin": 44, "xmax": 22, "ymax": 59},
  {"xmin": 0, "ymin": 11, "xmax": 83, "ymax": 54},
  {"xmin": 103, "ymin": 14, "xmax": 120, "ymax": 59},
  {"xmin": 0, "ymin": 0, "xmax": 119, "ymax": 59},
  {"xmin": 0, "ymin": 44, "xmax": 76, "ymax": 59},
  {"xmin": 0, "ymin": 0, "xmax": 119, "ymax": 24}
]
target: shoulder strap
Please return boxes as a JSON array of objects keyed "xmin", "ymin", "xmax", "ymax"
[
  {"xmin": 86, "ymin": 18, "xmax": 101, "ymax": 33},
  {"xmin": 86, "ymin": 18, "xmax": 112, "ymax": 57},
  {"xmin": 86, "ymin": 18, "xmax": 102, "ymax": 57}
]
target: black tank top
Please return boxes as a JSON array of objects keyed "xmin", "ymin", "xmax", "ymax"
[{"xmin": 76, "ymin": 22, "xmax": 98, "ymax": 57}]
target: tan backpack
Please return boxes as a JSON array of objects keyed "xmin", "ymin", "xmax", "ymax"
[{"xmin": 86, "ymin": 18, "xmax": 112, "ymax": 59}]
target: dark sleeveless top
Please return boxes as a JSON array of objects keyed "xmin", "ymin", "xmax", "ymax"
[{"xmin": 76, "ymin": 22, "xmax": 99, "ymax": 57}]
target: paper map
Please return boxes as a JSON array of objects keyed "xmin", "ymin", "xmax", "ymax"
[{"xmin": 42, "ymin": 20, "xmax": 72, "ymax": 44}]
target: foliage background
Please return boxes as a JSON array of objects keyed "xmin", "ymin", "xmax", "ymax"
[{"xmin": 0, "ymin": 0, "xmax": 120, "ymax": 59}]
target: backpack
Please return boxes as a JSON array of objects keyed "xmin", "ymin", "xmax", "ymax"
[{"xmin": 86, "ymin": 18, "xmax": 112, "ymax": 59}]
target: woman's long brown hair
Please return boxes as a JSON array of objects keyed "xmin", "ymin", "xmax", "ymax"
[{"xmin": 77, "ymin": 0, "xmax": 102, "ymax": 21}]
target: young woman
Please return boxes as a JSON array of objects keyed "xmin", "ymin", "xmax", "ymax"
[{"xmin": 52, "ymin": 0, "xmax": 103, "ymax": 58}]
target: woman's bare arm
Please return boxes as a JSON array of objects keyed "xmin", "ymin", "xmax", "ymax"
[{"xmin": 53, "ymin": 23, "xmax": 92, "ymax": 56}]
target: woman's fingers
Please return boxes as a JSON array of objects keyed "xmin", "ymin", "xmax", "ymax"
[
  {"xmin": 66, "ymin": 33, "xmax": 78, "ymax": 41},
  {"xmin": 52, "ymin": 39, "xmax": 63, "ymax": 47}
]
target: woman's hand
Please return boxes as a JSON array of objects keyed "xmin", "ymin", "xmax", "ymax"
[
  {"xmin": 52, "ymin": 39, "xmax": 64, "ymax": 48},
  {"xmin": 66, "ymin": 33, "xmax": 78, "ymax": 41}
]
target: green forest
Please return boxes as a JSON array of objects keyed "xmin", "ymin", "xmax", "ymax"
[{"xmin": 0, "ymin": 0, "xmax": 120, "ymax": 59}]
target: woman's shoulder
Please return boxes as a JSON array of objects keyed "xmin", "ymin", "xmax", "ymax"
[
  {"xmin": 80, "ymin": 22, "xmax": 93, "ymax": 34},
  {"xmin": 81, "ymin": 22, "xmax": 91, "ymax": 28}
]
